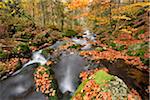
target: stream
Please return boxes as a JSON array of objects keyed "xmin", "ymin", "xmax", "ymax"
[{"xmin": 0, "ymin": 30, "xmax": 149, "ymax": 100}]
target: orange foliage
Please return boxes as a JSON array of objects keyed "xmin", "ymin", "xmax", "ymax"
[
  {"xmin": 67, "ymin": 0, "xmax": 90, "ymax": 10},
  {"xmin": 80, "ymin": 49, "xmax": 144, "ymax": 66},
  {"xmin": 73, "ymin": 79, "xmax": 112, "ymax": 100},
  {"xmin": 34, "ymin": 66, "xmax": 56, "ymax": 96},
  {"xmin": 80, "ymin": 68, "xmax": 109, "ymax": 81},
  {"xmin": 114, "ymin": 33, "xmax": 143, "ymax": 46}
]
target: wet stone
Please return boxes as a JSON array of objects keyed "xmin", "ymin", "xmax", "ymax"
[{"xmin": 0, "ymin": 64, "xmax": 47, "ymax": 100}]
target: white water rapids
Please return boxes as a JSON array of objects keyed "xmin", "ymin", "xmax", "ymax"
[{"xmin": 12, "ymin": 50, "xmax": 47, "ymax": 76}]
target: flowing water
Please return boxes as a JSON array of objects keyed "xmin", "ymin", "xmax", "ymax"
[
  {"xmin": 52, "ymin": 54, "xmax": 86, "ymax": 94},
  {"xmin": 12, "ymin": 50, "xmax": 47, "ymax": 76},
  {"xmin": 0, "ymin": 64, "xmax": 47, "ymax": 100},
  {"xmin": 72, "ymin": 29, "xmax": 96, "ymax": 50}
]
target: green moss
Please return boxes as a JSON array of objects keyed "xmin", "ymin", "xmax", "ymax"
[
  {"xmin": 48, "ymin": 79, "xmax": 58, "ymax": 100},
  {"xmin": 109, "ymin": 42, "xmax": 125, "ymax": 51},
  {"xmin": 94, "ymin": 70, "xmax": 114, "ymax": 85},
  {"xmin": 41, "ymin": 48, "xmax": 53, "ymax": 58},
  {"xmin": 140, "ymin": 57, "xmax": 149, "ymax": 66},
  {"xmin": 62, "ymin": 29, "xmax": 77, "ymax": 37},
  {"xmin": 127, "ymin": 42, "xmax": 148, "ymax": 57},
  {"xmin": 0, "ymin": 50, "xmax": 8, "ymax": 59},
  {"xmin": 15, "ymin": 60, "xmax": 22, "ymax": 70},
  {"xmin": 13, "ymin": 43, "xmax": 30, "ymax": 54},
  {"xmin": 134, "ymin": 29, "xmax": 145, "ymax": 39},
  {"xmin": 73, "ymin": 79, "xmax": 89, "ymax": 96},
  {"xmin": 116, "ymin": 45, "xmax": 126, "ymax": 51},
  {"xmin": 69, "ymin": 44, "xmax": 81, "ymax": 49}
]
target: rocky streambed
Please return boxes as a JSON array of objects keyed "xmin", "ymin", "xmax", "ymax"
[{"xmin": 0, "ymin": 30, "xmax": 149, "ymax": 100}]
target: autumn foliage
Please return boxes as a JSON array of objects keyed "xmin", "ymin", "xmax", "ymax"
[{"xmin": 34, "ymin": 66, "xmax": 56, "ymax": 96}]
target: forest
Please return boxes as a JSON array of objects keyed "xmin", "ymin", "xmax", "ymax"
[{"xmin": 0, "ymin": 0, "xmax": 149, "ymax": 100}]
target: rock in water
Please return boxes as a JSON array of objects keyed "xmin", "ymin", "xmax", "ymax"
[{"xmin": 53, "ymin": 54, "xmax": 86, "ymax": 94}]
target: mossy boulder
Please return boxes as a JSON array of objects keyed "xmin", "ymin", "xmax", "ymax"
[
  {"xmin": 74, "ymin": 71, "xmax": 114, "ymax": 96},
  {"xmin": 73, "ymin": 70, "xmax": 140, "ymax": 100}
]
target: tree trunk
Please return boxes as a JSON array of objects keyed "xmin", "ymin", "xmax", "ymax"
[
  {"xmin": 40, "ymin": 0, "xmax": 45, "ymax": 27},
  {"xmin": 109, "ymin": 0, "xmax": 112, "ymax": 30},
  {"xmin": 32, "ymin": 1, "xmax": 35, "ymax": 19}
]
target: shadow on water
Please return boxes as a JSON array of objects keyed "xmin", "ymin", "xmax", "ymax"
[{"xmin": 98, "ymin": 59, "xmax": 149, "ymax": 100}]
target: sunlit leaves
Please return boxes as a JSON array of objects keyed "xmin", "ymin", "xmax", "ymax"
[
  {"xmin": 67, "ymin": 0, "xmax": 90, "ymax": 10},
  {"xmin": 112, "ymin": 15, "xmax": 131, "ymax": 21},
  {"xmin": 0, "ymin": 2, "xmax": 6, "ymax": 9}
]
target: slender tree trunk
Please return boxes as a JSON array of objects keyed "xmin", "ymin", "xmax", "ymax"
[
  {"xmin": 109, "ymin": 0, "xmax": 112, "ymax": 30},
  {"xmin": 134, "ymin": 0, "xmax": 137, "ymax": 3},
  {"xmin": 118, "ymin": 0, "xmax": 120, "ymax": 8},
  {"xmin": 32, "ymin": 1, "xmax": 35, "ymax": 19},
  {"xmin": 40, "ymin": 0, "xmax": 45, "ymax": 27}
]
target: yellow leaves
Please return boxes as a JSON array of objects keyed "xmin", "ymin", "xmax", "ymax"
[
  {"xmin": 67, "ymin": 0, "xmax": 90, "ymax": 10},
  {"xmin": 0, "ymin": 0, "xmax": 15, "ymax": 9},
  {"xmin": 87, "ymin": 15, "xmax": 109, "ymax": 25},
  {"xmin": 120, "ymin": 29, "xmax": 132, "ymax": 34},
  {"xmin": 132, "ymin": 2, "xmax": 150, "ymax": 7},
  {"xmin": 112, "ymin": 15, "xmax": 131, "ymax": 20},
  {"xmin": 112, "ymin": 2, "xmax": 150, "ymax": 15},
  {"xmin": 5, "ymin": 0, "xmax": 14, "ymax": 4},
  {"xmin": 0, "ymin": 2, "xmax": 6, "ymax": 9},
  {"xmin": 22, "ymin": 0, "xmax": 40, "ymax": 3},
  {"xmin": 67, "ymin": 0, "xmax": 112, "ymax": 12}
]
